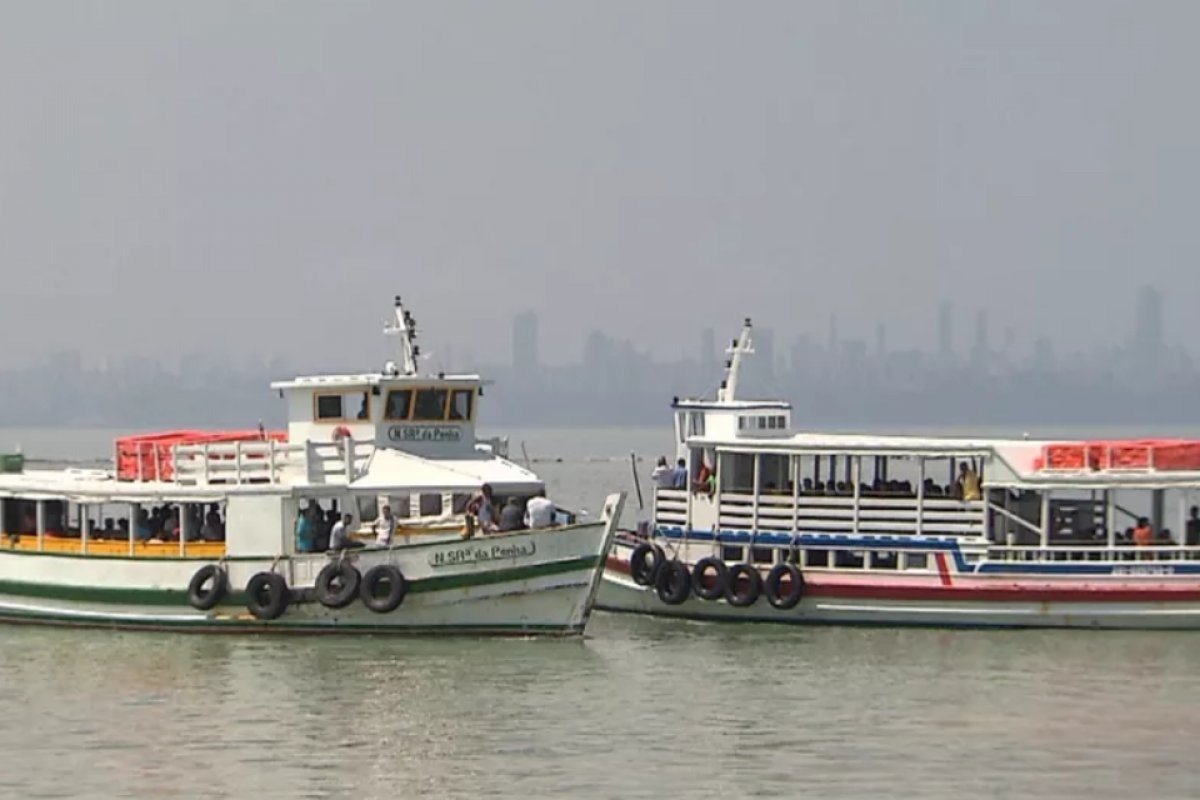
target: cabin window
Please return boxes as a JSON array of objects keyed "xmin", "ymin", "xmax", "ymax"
[
  {"xmin": 315, "ymin": 391, "xmax": 370, "ymax": 421},
  {"xmin": 905, "ymin": 553, "xmax": 928, "ymax": 570},
  {"xmin": 385, "ymin": 390, "xmax": 413, "ymax": 421},
  {"xmin": 718, "ymin": 452, "xmax": 755, "ymax": 494},
  {"xmin": 316, "ymin": 394, "xmax": 344, "ymax": 420},
  {"xmin": 389, "ymin": 495, "xmax": 411, "ymax": 519},
  {"xmin": 451, "ymin": 493, "xmax": 471, "ymax": 514},
  {"xmin": 449, "ymin": 390, "xmax": 473, "ymax": 421},
  {"xmin": 721, "ymin": 545, "xmax": 745, "ymax": 562},
  {"xmin": 412, "ymin": 389, "xmax": 448, "ymax": 421},
  {"xmin": 356, "ymin": 495, "xmax": 379, "ymax": 523},
  {"xmin": 419, "ymin": 493, "xmax": 443, "ymax": 516},
  {"xmin": 758, "ymin": 454, "xmax": 790, "ymax": 494},
  {"xmin": 751, "ymin": 546, "xmax": 774, "ymax": 564}
]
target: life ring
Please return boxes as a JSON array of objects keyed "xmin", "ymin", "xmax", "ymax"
[
  {"xmin": 655, "ymin": 560, "xmax": 691, "ymax": 605},
  {"xmin": 691, "ymin": 557, "xmax": 727, "ymax": 601},
  {"xmin": 245, "ymin": 572, "xmax": 290, "ymax": 620},
  {"xmin": 724, "ymin": 563, "xmax": 762, "ymax": 607},
  {"xmin": 630, "ymin": 543, "xmax": 666, "ymax": 587},
  {"xmin": 187, "ymin": 564, "xmax": 227, "ymax": 611},
  {"xmin": 315, "ymin": 561, "xmax": 361, "ymax": 609},
  {"xmin": 361, "ymin": 565, "xmax": 407, "ymax": 613},
  {"xmin": 764, "ymin": 563, "xmax": 804, "ymax": 610}
]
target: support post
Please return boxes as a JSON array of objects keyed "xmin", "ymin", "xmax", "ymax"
[
  {"xmin": 1040, "ymin": 491, "xmax": 1051, "ymax": 555},
  {"xmin": 36, "ymin": 500, "xmax": 45, "ymax": 552},
  {"xmin": 791, "ymin": 454, "xmax": 800, "ymax": 535},
  {"xmin": 179, "ymin": 502, "xmax": 189, "ymax": 557},
  {"xmin": 1106, "ymin": 490, "xmax": 1116, "ymax": 555},
  {"xmin": 129, "ymin": 503, "xmax": 137, "ymax": 556},
  {"xmin": 1152, "ymin": 489, "xmax": 1165, "ymax": 536},
  {"xmin": 915, "ymin": 458, "xmax": 925, "ymax": 537},
  {"xmin": 81, "ymin": 504, "xmax": 89, "ymax": 555},
  {"xmin": 851, "ymin": 456, "xmax": 861, "ymax": 535},
  {"xmin": 751, "ymin": 454, "xmax": 760, "ymax": 533}
]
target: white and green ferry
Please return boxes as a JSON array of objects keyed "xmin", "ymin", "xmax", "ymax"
[{"xmin": 0, "ymin": 298, "xmax": 623, "ymax": 635}]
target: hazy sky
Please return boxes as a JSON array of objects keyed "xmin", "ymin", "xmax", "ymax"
[{"xmin": 1, "ymin": 1, "xmax": 1198, "ymax": 371}]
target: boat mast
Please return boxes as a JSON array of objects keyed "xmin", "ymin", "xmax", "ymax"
[
  {"xmin": 383, "ymin": 295, "xmax": 421, "ymax": 377},
  {"xmin": 718, "ymin": 317, "xmax": 754, "ymax": 402}
]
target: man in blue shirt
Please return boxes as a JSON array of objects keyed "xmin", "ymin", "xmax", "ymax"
[{"xmin": 671, "ymin": 458, "xmax": 688, "ymax": 489}]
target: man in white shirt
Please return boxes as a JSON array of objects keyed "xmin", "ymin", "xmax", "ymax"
[
  {"xmin": 330, "ymin": 513, "xmax": 364, "ymax": 550},
  {"xmin": 524, "ymin": 490, "xmax": 556, "ymax": 529},
  {"xmin": 374, "ymin": 504, "xmax": 397, "ymax": 547},
  {"xmin": 651, "ymin": 456, "xmax": 675, "ymax": 488}
]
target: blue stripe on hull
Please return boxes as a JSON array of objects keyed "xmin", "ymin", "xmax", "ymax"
[{"xmin": 647, "ymin": 527, "xmax": 1200, "ymax": 576}]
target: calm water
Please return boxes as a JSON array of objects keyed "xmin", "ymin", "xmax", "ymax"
[{"xmin": 2, "ymin": 426, "xmax": 1200, "ymax": 798}]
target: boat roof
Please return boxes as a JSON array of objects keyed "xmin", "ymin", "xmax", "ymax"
[
  {"xmin": 349, "ymin": 449, "xmax": 540, "ymax": 492},
  {"xmin": 270, "ymin": 372, "xmax": 483, "ymax": 391}
]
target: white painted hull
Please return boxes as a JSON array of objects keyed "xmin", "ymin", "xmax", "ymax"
[
  {"xmin": 597, "ymin": 571, "xmax": 1200, "ymax": 630},
  {"xmin": 0, "ymin": 503, "xmax": 623, "ymax": 635}
]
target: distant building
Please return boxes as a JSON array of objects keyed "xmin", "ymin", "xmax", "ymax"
[
  {"xmin": 1132, "ymin": 285, "xmax": 1164, "ymax": 376},
  {"xmin": 511, "ymin": 311, "xmax": 539, "ymax": 378},
  {"xmin": 938, "ymin": 300, "xmax": 954, "ymax": 360}
]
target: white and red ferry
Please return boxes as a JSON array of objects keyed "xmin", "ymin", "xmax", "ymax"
[{"xmin": 598, "ymin": 319, "xmax": 1200, "ymax": 629}]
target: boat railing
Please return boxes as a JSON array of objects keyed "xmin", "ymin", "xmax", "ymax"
[
  {"xmin": 475, "ymin": 436, "xmax": 510, "ymax": 459},
  {"xmin": 718, "ymin": 491, "xmax": 985, "ymax": 537},
  {"xmin": 653, "ymin": 488, "xmax": 688, "ymax": 526},
  {"xmin": 170, "ymin": 437, "xmax": 374, "ymax": 486},
  {"xmin": 986, "ymin": 543, "xmax": 1200, "ymax": 563}
]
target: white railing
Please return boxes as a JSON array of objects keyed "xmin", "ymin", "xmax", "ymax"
[
  {"xmin": 985, "ymin": 543, "xmax": 1200, "ymax": 563},
  {"xmin": 169, "ymin": 438, "xmax": 374, "ymax": 486},
  {"xmin": 653, "ymin": 488, "xmax": 688, "ymax": 526}
]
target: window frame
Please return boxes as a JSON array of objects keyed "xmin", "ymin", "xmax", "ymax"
[
  {"xmin": 312, "ymin": 390, "xmax": 372, "ymax": 423},
  {"xmin": 384, "ymin": 389, "xmax": 414, "ymax": 421},
  {"xmin": 411, "ymin": 388, "xmax": 450, "ymax": 422},
  {"xmin": 448, "ymin": 389, "xmax": 474, "ymax": 422}
]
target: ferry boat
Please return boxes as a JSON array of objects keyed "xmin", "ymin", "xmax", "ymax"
[
  {"xmin": 0, "ymin": 297, "xmax": 624, "ymax": 635},
  {"xmin": 598, "ymin": 319, "xmax": 1200, "ymax": 629}
]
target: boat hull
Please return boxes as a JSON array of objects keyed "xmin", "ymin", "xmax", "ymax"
[
  {"xmin": 0, "ymin": 497, "xmax": 624, "ymax": 636},
  {"xmin": 598, "ymin": 541, "xmax": 1200, "ymax": 630}
]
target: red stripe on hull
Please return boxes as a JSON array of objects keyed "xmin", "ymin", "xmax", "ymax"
[{"xmin": 605, "ymin": 556, "xmax": 1200, "ymax": 603}]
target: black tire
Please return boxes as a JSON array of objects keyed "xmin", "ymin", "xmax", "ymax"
[
  {"xmin": 187, "ymin": 564, "xmax": 227, "ymax": 611},
  {"xmin": 315, "ymin": 561, "xmax": 361, "ymax": 609},
  {"xmin": 724, "ymin": 563, "xmax": 763, "ymax": 607},
  {"xmin": 630, "ymin": 543, "xmax": 666, "ymax": 587},
  {"xmin": 655, "ymin": 560, "xmax": 691, "ymax": 605},
  {"xmin": 246, "ymin": 572, "xmax": 289, "ymax": 621},
  {"xmin": 765, "ymin": 563, "xmax": 805, "ymax": 610},
  {"xmin": 361, "ymin": 565, "xmax": 408, "ymax": 613},
  {"xmin": 691, "ymin": 557, "xmax": 728, "ymax": 601}
]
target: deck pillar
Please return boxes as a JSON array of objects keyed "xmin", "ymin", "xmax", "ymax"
[
  {"xmin": 36, "ymin": 500, "xmax": 45, "ymax": 552},
  {"xmin": 1106, "ymin": 490, "xmax": 1116, "ymax": 554},
  {"xmin": 915, "ymin": 458, "xmax": 925, "ymax": 538},
  {"xmin": 179, "ymin": 502, "xmax": 189, "ymax": 557},
  {"xmin": 1039, "ymin": 491, "xmax": 1050, "ymax": 552},
  {"xmin": 1152, "ymin": 489, "xmax": 1165, "ymax": 536},
  {"xmin": 81, "ymin": 504, "xmax": 89, "ymax": 555},
  {"xmin": 129, "ymin": 502, "xmax": 138, "ymax": 556},
  {"xmin": 851, "ymin": 456, "xmax": 861, "ymax": 535}
]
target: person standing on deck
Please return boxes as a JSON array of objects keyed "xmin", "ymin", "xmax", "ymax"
[
  {"xmin": 295, "ymin": 505, "xmax": 317, "ymax": 553},
  {"xmin": 525, "ymin": 489, "xmax": 556, "ymax": 529},
  {"xmin": 651, "ymin": 457, "xmax": 674, "ymax": 488},
  {"xmin": 374, "ymin": 504, "xmax": 397, "ymax": 547},
  {"xmin": 330, "ymin": 513, "xmax": 365, "ymax": 550},
  {"xmin": 957, "ymin": 462, "xmax": 982, "ymax": 501},
  {"xmin": 466, "ymin": 484, "xmax": 499, "ymax": 533}
]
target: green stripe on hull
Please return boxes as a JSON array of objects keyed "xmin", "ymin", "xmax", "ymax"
[
  {"xmin": 0, "ymin": 608, "xmax": 584, "ymax": 636},
  {"xmin": 0, "ymin": 555, "xmax": 601, "ymax": 606}
]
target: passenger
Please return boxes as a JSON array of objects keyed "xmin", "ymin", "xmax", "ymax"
[
  {"xmin": 525, "ymin": 489, "xmax": 556, "ymax": 529},
  {"xmin": 101, "ymin": 518, "xmax": 116, "ymax": 540},
  {"xmin": 651, "ymin": 457, "xmax": 675, "ymax": 488},
  {"xmin": 466, "ymin": 484, "xmax": 499, "ymax": 533},
  {"xmin": 330, "ymin": 513, "xmax": 365, "ymax": 550},
  {"xmin": 801, "ymin": 478, "xmax": 814, "ymax": 495},
  {"xmin": 693, "ymin": 462, "xmax": 713, "ymax": 495},
  {"xmin": 295, "ymin": 506, "xmax": 317, "ymax": 553},
  {"xmin": 1133, "ymin": 517, "xmax": 1154, "ymax": 549},
  {"xmin": 671, "ymin": 459, "xmax": 688, "ymax": 489},
  {"xmin": 134, "ymin": 509, "xmax": 154, "ymax": 542},
  {"xmin": 200, "ymin": 509, "xmax": 224, "ymax": 542},
  {"xmin": 498, "ymin": 497, "xmax": 526, "ymax": 532},
  {"xmin": 957, "ymin": 463, "xmax": 982, "ymax": 501},
  {"xmin": 1187, "ymin": 506, "xmax": 1200, "ymax": 547},
  {"xmin": 374, "ymin": 504, "xmax": 397, "ymax": 547},
  {"xmin": 163, "ymin": 510, "xmax": 181, "ymax": 541}
]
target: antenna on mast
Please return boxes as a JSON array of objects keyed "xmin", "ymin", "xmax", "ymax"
[
  {"xmin": 383, "ymin": 295, "xmax": 420, "ymax": 376},
  {"xmin": 718, "ymin": 317, "xmax": 754, "ymax": 402}
]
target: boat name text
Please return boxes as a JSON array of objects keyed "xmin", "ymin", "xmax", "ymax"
[
  {"xmin": 1112, "ymin": 565, "xmax": 1175, "ymax": 576},
  {"xmin": 388, "ymin": 425, "xmax": 462, "ymax": 444},
  {"xmin": 429, "ymin": 541, "xmax": 537, "ymax": 567}
]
